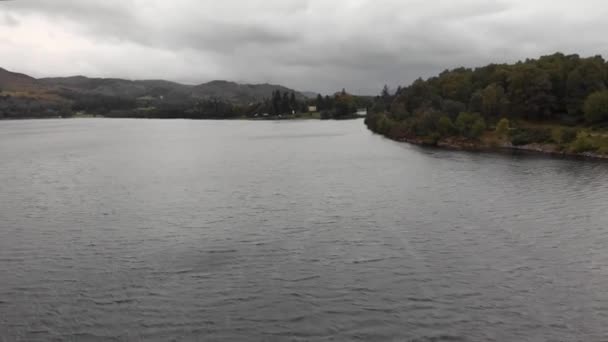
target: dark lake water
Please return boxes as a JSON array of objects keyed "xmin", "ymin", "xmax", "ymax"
[{"xmin": 1, "ymin": 118, "xmax": 608, "ymax": 341}]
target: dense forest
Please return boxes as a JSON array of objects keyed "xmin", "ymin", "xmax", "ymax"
[{"xmin": 366, "ymin": 53, "xmax": 608, "ymax": 155}]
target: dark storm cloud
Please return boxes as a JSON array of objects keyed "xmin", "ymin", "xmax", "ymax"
[{"xmin": 1, "ymin": 0, "xmax": 608, "ymax": 94}]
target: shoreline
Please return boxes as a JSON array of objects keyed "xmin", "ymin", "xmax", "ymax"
[
  {"xmin": 393, "ymin": 135, "xmax": 608, "ymax": 161},
  {"xmin": 0, "ymin": 114, "xmax": 364, "ymax": 122}
]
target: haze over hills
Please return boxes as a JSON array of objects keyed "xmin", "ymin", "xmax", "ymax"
[{"xmin": 0, "ymin": 67, "xmax": 309, "ymax": 104}]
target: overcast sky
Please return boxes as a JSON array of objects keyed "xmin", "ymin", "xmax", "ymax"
[{"xmin": 1, "ymin": 0, "xmax": 607, "ymax": 95}]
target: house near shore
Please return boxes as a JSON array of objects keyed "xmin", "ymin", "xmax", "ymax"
[{"xmin": 356, "ymin": 108, "xmax": 368, "ymax": 116}]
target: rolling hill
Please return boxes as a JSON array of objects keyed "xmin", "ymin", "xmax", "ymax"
[
  {"xmin": 0, "ymin": 67, "xmax": 39, "ymax": 92},
  {"xmin": 1, "ymin": 67, "xmax": 306, "ymax": 104},
  {"xmin": 0, "ymin": 67, "xmax": 311, "ymax": 118}
]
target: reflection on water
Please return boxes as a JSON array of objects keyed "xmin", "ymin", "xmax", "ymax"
[{"xmin": 1, "ymin": 118, "xmax": 608, "ymax": 341}]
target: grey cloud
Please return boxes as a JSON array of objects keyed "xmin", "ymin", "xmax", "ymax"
[
  {"xmin": 1, "ymin": 0, "xmax": 608, "ymax": 95},
  {"xmin": 7, "ymin": 0, "xmax": 135, "ymax": 20},
  {"xmin": 171, "ymin": 21, "xmax": 301, "ymax": 53},
  {"xmin": 1, "ymin": 13, "xmax": 19, "ymax": 26},
  {"xmin": 6, "ymin": 0, "xmax": 301, "ymax": 51}
]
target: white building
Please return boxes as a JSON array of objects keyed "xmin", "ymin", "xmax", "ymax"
[{"xmin": 356, "ymin": 108, "xmax": 368, "ymax": 116}]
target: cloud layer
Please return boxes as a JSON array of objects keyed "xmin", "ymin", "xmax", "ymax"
[{"xmin": 1, "ymin": 0, "xmax": 607, "ymax": 94}]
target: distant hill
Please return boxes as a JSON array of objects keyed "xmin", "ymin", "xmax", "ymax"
[
  {"xmin": 301, "ymin": 91, "xmax": 320, "ymax": 99},
  {"xmin": 0, "ymin": 67, "xmax": 306, "ymax": 104},
  {"xmin": 0, "ymin": 67, "xmax": 39, "ymax": 92},
  {"xmin": 38, "ymin": 76, "xmax": 193, "ymax": 105},
  {"xmin": 0, "ymin": 67, "xmax": 318, "ymax": 119},
  {"xmin": 190, "ymin": 80, "xmax": 306, "ymax": 104}
]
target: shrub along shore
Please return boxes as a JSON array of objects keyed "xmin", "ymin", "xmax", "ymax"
[{"xmin": 368, "ymin": 113, "xmax": 608, "ymax": 159}]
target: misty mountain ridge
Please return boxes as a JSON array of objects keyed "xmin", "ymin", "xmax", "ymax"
[{"xmin": 0, "ymin": 67, "xmax": 310, "ymax": 104}]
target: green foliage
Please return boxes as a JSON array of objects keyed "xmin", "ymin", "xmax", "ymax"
[
  {"xmin": 509, "ymin": 130, "xmax": 534, "ymax": 146},
  {"xmin": 390, "ymin": 102, "xmax": 410, "ymax": 121},
  {"xmin": 481, "ymin": 83, "xmax": 509, "ymax": 117},
  {"xmin": 437, "ymin": 116, "xmax": 456, "ymax": 137},
  {"xmin": 470, "ymin": 118, "xmax": 487, "ymax": 139},
  {"xmin": 315, "ymin": 94, "xmax": 324, "ymax": 110},
  {"xmin": 381, "ymin": 85, "xmax": 391, "ymax": 102},
  {"xmin": 509, "ymin": 127, "xmax": 553, "ymax": 146},
  {"xmin": 365, "ymin": 112, "xmax": 399, "ymax": 135},
  {"xmin": 388, "ymin": 120, "xmax": 413, "ymax": 139},
  {"xmin": 437, "ymin": 69, "xmax": 473, "ymax": 103},
  {"xmin": 455, "ymin": 112, "xmax": 486, "ymax": 139},
  {"xmin": 384, "ymin": 53, "xmax": 608, "ymax": 131},
  {"xmin": 412, "ymin": 109, "xmax": 440, "ymax": 136},
  {"xmin": 468, "ymin": 90, "xmax": 483, "ymax": 113},
  {"xmin": 551, "ymin": 128, "xmax": 563, "ymax": 145},
  {"xmin": 426, "ymin": 132, "xmax": 442, "ymax": 145},
  {"xmin": 310, "ymin": 90, "xmax": 372, "ymax": 120},
  {"xmin": 441, "ymin": 99, "xmax": 466, "ymax": 118},
  {"xmin": 561, "ymin": 128, "xmax": 579, "ymax": 144},
  {"xmin": 584, "ymin": 90, "xmax": 608, "ymax": 123},
  {"xmin": 399, "ymin": 78, "xmax": 440, "ymax": 113},
  {"xmin": 565, "ymin": 132, "xmax": 608, "ymax": 153},
  {"xmin": 364, "ymin": 52, "xmax": 608, "ymax": 155},
  {"xmin": 495, "ymin": 118, "xmax": 510, "ymax": 137},
  {"xmin": 370, "ymin": 100, "xmax": 387, "ymax": 114},
  {"xmin": 506, "ymin": 64, "xmax": 556, "ymax": 120},
  {"xmin": 333, "ymin": 91, "xmax": 357, "ymax": 119},
  {"xmin": 570, "ymin": 132, "xmax": 597, "ymax": 153},
  {"xmin": 455, "ymin": 112, "xmax": 474, "ymax": 134},
  {"xmin": 378, "ymin": 116, "xmax": 397, "ymax": 135},
  {"xmin": 566, "ymin": 56, "xmax": 607, "ymax": 117},
  {"xmin": 552, "ymin": 127, "xmax": 578, "ymax": 144}
]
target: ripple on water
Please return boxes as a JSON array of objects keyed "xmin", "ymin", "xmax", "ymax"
[{"xmin": 1, "ymin": 119, "xmax": 608, "ymax": 341}]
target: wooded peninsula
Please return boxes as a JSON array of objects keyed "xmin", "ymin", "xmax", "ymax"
[{"xmin": 365, "ymin": 53, "xmax": 608, "ymax": 158}]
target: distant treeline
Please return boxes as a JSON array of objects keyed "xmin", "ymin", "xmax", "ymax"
[
  {"xmin": 0, "ymin": 87, "xmax": 374, "ymax": 120},
  {"xmin": 0, "ymin": 93, "xmax": 70, "ymax": 119},
  {"xmin": 365, "ymin": 53, "xmax": 608, "ymax": 153}
]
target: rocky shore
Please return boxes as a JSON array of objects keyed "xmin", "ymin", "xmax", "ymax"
[{"xmin": 396, "ymin": 136, "xmax": 608, "ymax": 160}]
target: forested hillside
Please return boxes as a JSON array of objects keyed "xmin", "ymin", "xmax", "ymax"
[{"xmin": 366, "ymin": 53, "xmax": 608, "ymax": 155}]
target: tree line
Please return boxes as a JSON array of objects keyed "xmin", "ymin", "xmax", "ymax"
[
  {"xmin": 366, "ymin": 53, "xmax": 608, "ymax": 152},
  {"xmin": 0, "ymin": 86, "xmax": 373, "ymax": 120}
]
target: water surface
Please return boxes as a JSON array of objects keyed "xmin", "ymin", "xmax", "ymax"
[{"xmin": 1, "ymin": 118, "xmax": 608, "ymax": 341}]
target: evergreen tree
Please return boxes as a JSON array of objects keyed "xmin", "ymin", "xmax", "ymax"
[
  {"xmin": 290, "ymin": 92, "xmax": 297, "ymax": 111},
  {"xmin": 271, "ymin": 90, "xmax": 281, "ymax": 115},
  {"xmin": 381, "ymin": 85, "xmax": 391, "ymax": 99},
  {"xmin": 281, "ymin": 92, "xmax": 290, "ymax": 114},
  {"xmin": 316, "ymin": 94, "xmax": 324, "ymax": 110}
]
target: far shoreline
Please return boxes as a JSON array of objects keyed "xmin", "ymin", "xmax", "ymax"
[{"xmin": 0, "ymin": 113, "xmax": 365, "ymax": 122}]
